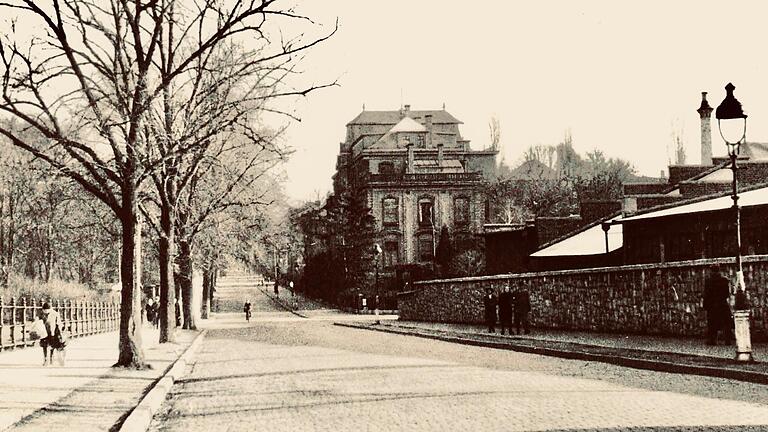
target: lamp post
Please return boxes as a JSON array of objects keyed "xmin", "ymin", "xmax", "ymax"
[
  {"xmin": 373, "ymin": 243, "xmax": 382, "ymax": 324},
  {"xmin": 715, "ymin": 82, "xmax": 753, "ymax": 362}
]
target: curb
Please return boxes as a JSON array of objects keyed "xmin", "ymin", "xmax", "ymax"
[
  {"xmin": 117, "ymin": 329, "xmax": 207, "ymax": 432},
  {"xmin": 334, "ymin": 322, "xmax": 768, "ymax": 386}
]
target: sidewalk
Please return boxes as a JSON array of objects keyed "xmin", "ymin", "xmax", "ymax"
[
  {"xmin": 337, "ymin": 320, "xmax": 768, "ymax": 384},
  {"xmin": 0, "ymin": 325, "xmax": 199, "ymax": 431}
]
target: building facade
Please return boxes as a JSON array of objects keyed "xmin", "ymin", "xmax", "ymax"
[{"xmin": 333, "ymin": 105, "xmax": 497, "ymax": 280}]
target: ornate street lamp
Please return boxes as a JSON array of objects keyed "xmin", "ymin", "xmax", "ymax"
[
  {"xmin": 715, "ymin": 82, "xmax": 752, "ymax": 362},
  {"xmin": 373, "ymin": 243, "xmax": 382, "ymax": 324}
]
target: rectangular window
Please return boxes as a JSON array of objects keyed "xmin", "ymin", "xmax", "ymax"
[
  {"xmin": 384, "ymin": 241, "xmax": 399, "ymax": 268},
  {"xmin": 419, "ymin": 201, "xmax": 433, "ymax": 227},
  {"xmin": 454, "ymin": 197, "xmax": 469, "ymax": 225},
  {"xmin": 382, "ymin": 198, "xmax": 398, "ymax": 226},
  {"xmin": 417, "ymin": 134, "xmax": 425, "ymax": 147},
  {"xmin": 418, "ymin": 235, "xmax": 434, "ymax": 261}
]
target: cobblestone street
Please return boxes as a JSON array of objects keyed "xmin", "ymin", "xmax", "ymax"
[{"xmin": 147, "ymin": 290, "xmax": 768, "ymax": 432}]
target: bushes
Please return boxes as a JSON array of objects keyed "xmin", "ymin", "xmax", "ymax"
[{"xmin": 1, "ymin": 274, "xmax": 110, "ymax": 302}]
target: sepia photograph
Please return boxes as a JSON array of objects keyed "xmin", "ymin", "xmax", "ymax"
[{"xmin": 0, "ymin": 1, "xmax": 767, "ymax": 431}]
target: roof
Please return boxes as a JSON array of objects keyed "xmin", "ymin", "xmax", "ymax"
[
  {"xmin": 507, "ymin": 159, "xmax": 558, "ymax": 180},
  {"xmin": 622, "ymin": 184, "xmax": 768, "ymax": 222},
  {"xmin": 741, "ymin": 142, "xmax": 768, "ymax": 160},
  {"xmin": 347, "ymin": 109, "xmax": 461, "ymax": 125},
  {"xmin": 387, "ymin": 117, "xmax": 427, "ymax": 133},
  {"xmin": 531, "ymin": 216, "xmax": 623, "ymax": 257}
]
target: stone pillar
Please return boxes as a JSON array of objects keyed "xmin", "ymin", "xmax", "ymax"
[
  {"xmin": 697, "ymin": 91, "xmax": 713, "ymax": 165},
  {"xmin": 406, "ymin": 143, "xmax": 414, "ymax": 174}
]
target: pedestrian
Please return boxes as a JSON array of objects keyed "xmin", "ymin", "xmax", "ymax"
[
  {"xmin": 39, "ymin": 303, "xmax": 67, "ymax": 366},
  {"xmin": 513, "ymin": 288, "xmax": 531, "ymax": 335},
  {"xmin": 153, "ymin": 296, "xmax": 160, "ymax": 328},
  {"xmin": 498, "ymin": 285, "xmax": 514, "ymax": 335},
  {"xmin": 702, "ymin": 265, "xmax": 733, "ymax": 345},
  {"xmin": 145, "ymin": 297, "xmax": 156, "ymax": 327},
  {"xmin": 483, "ymin": 288, "xmax": 497, "ymax": 333},
  {"xmin": 174, "ymin": 298, "xmax": 181, "ymax": 327},
  {"xmin": 274, "ymin": 280, "xmax": 279, "ymax": 297},
  {"xmin": 243, "ymin": 300, "xmax": 252, "ymax": 322}
]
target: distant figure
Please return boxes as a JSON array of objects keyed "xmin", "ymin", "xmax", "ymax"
[
  {"xmin": 174, "ymin": 299, "xmax": 181, "ymax": 327},
  {"xmin": 243, "ymin": 300, "xmax": 252, "ymax": 322},
  {"xmin": 273, "ymin": 281, "xmax": 279, "ymax": 297},
  {"xmin": 483, "ymin": 288, "xmax": 497, "ymax": 333},
  {"xmin": 513, "ymin": 288, "xmax": 531, "ymax": 335},
  {"xmin": 39, "ymin": 303, "xmax": 66, "ymax": 366},
  {"xmin": 153, "ymin": 296, "xmax": 160, "ymax": 328},
  {"xmin": 145, "ymin": 298, "xmax": 156, "ymax": 327},
  {"xmin": 703, "ymin": 266, "xmax": 733, "ymax": 345},
  {"xmin": 498, "ymin": 285, "xmax": 514, "ymax": 335}
]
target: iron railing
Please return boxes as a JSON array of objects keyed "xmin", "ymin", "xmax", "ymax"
[{"xmin": 0, "ymin": 297, "xmax": 120, "ymax": 350}]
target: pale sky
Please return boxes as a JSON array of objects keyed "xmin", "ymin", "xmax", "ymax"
[{"xmin": 278, "ymin": 1, "xmax": 768, "ymax": 201}]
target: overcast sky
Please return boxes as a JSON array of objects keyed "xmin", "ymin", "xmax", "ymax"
[{"xmin": 281, "ymin": 1, "xmax": 768, "ymax": 201}]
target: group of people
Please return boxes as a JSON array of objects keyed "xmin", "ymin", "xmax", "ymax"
[
  {"xmin": 483, "ymin": 286, "xmax": 531, "ymax": 335},
  {"xmin": 145, "ymin": 297, "xmax": 182, "ymax": 328}
]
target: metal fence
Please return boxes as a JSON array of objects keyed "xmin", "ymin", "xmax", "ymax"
[{"xmin": 0, "ymin": 297, "xmax": 120, "ymax": 350}]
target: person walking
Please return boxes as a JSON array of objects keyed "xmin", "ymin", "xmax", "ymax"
[
  {"xmin": 145, "ymin": 297, "xmax": 156, "ymax": 328},
  {"xmin": 243, "ymin": 300, "xmax": 252, "ymax": 322},
  {"xmin": 273, "ymin": 281, "xmax": 279, "ymax": 297},
  {"xmin": 513, "ymin": 288, "xmax": 531, "ymax": 335},
  {"xmin": 498, "ymin": 285, "xmax": 514, "ymax": 335},
  {"xmin": 39, "ymin": 303, "xmax": 66, "ymax": 366},
  {"xmin": 703, "ymin": 265, "xmax": 733, "ymax": 345},
  {"xmin": 483, "ymin": 288, "xmax": 497, "ymax": 333},
  {"xmin": 174, "ymin": 298, "xmax": 182, "ymax": 327},
  {"xmin": 152, "ymin": 296, "xmax": 160, "ymax": 328}
]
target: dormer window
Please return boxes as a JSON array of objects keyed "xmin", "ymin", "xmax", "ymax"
[{"xmin": 417, "ymin": 134, "xmax": 425, "ymax": 148}]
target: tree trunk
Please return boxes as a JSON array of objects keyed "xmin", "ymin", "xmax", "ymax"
[
  {"xmin": 158, "ymin": 205, "xmax": 176, "ymax": 343},
  {"xmin": 201, "ymin": 270, "xmax": 210, "ymax": 319},
  {"xmin": 177, "ymin": 238, "xmax": 196, "ymax": 330},
  {"xmin": 115, "ymin": 190, "xmax": 147, "ymax": 369}
]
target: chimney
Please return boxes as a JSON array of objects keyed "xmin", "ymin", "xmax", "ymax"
[
  {"xmin": 697, "ymin": 91, "xmax": 713, "ymax": 165},
  {"xmin": 425, "ymin": 114, "xmax": 433, "ymax": 147},
  {"xmin": 622, "ymin": 197, "xmax": 638, "ymax": 216},
  {"xmin": 437, "ymin": 143, "xmax": 444, "ymax": 168},
  {"xmin": 406, "ymin": 143, "xmax": 414, "ymax": 174}
]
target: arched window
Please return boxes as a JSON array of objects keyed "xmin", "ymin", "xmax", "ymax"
[
  {"xmin": 418, "ymin": 197, "xmax": 434, "ymax": 227},
  {"xmin": 382, "ymin": 197, "xmax": 399, "ymax": 226}
]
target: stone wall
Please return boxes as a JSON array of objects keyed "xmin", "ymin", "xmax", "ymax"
[{"xmin": 398, "ymin": 256, "xmax": 768, "ymax": 339}]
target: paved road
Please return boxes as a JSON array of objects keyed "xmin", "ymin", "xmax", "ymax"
[{"xmin": 150, "ymin": 288, "xmax": 768, "ymax": 432}]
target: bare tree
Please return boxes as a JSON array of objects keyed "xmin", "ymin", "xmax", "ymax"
[
  {"xmin": 0, "ymin": 0, "xmax": 334, "ymax": 367},
  {"xmin": 488, "ymin": 116, "xmax": 501, "ymax": 151}
]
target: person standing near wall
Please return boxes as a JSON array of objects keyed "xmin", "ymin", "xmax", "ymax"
[
  {"xmin": 483, "ymin": 288, "xmax": 497, "ymax": 333},
  {"xmin": 498, "ymin": 285, "xmax": 513, "ymax": 335},
  {"xmin": 703, "ymin": 265, "xmax": 733, "ymax": 345},
  {"xmin": 513, "ymin": 288, "xmax": 531, "ymax": 335}
]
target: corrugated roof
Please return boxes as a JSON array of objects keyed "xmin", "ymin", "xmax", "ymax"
[
  {"xmin": 531, "ymin": 216, "xmax": 623, "ymax": 257},
  {"xmin": 347, "ymin": 110, "xmax": 461, "ymax": 125}
]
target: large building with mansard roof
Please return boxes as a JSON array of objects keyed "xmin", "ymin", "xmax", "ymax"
[{"xmin": 332, "ymin": 104, "xmax": 497, "ymax": 284}]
